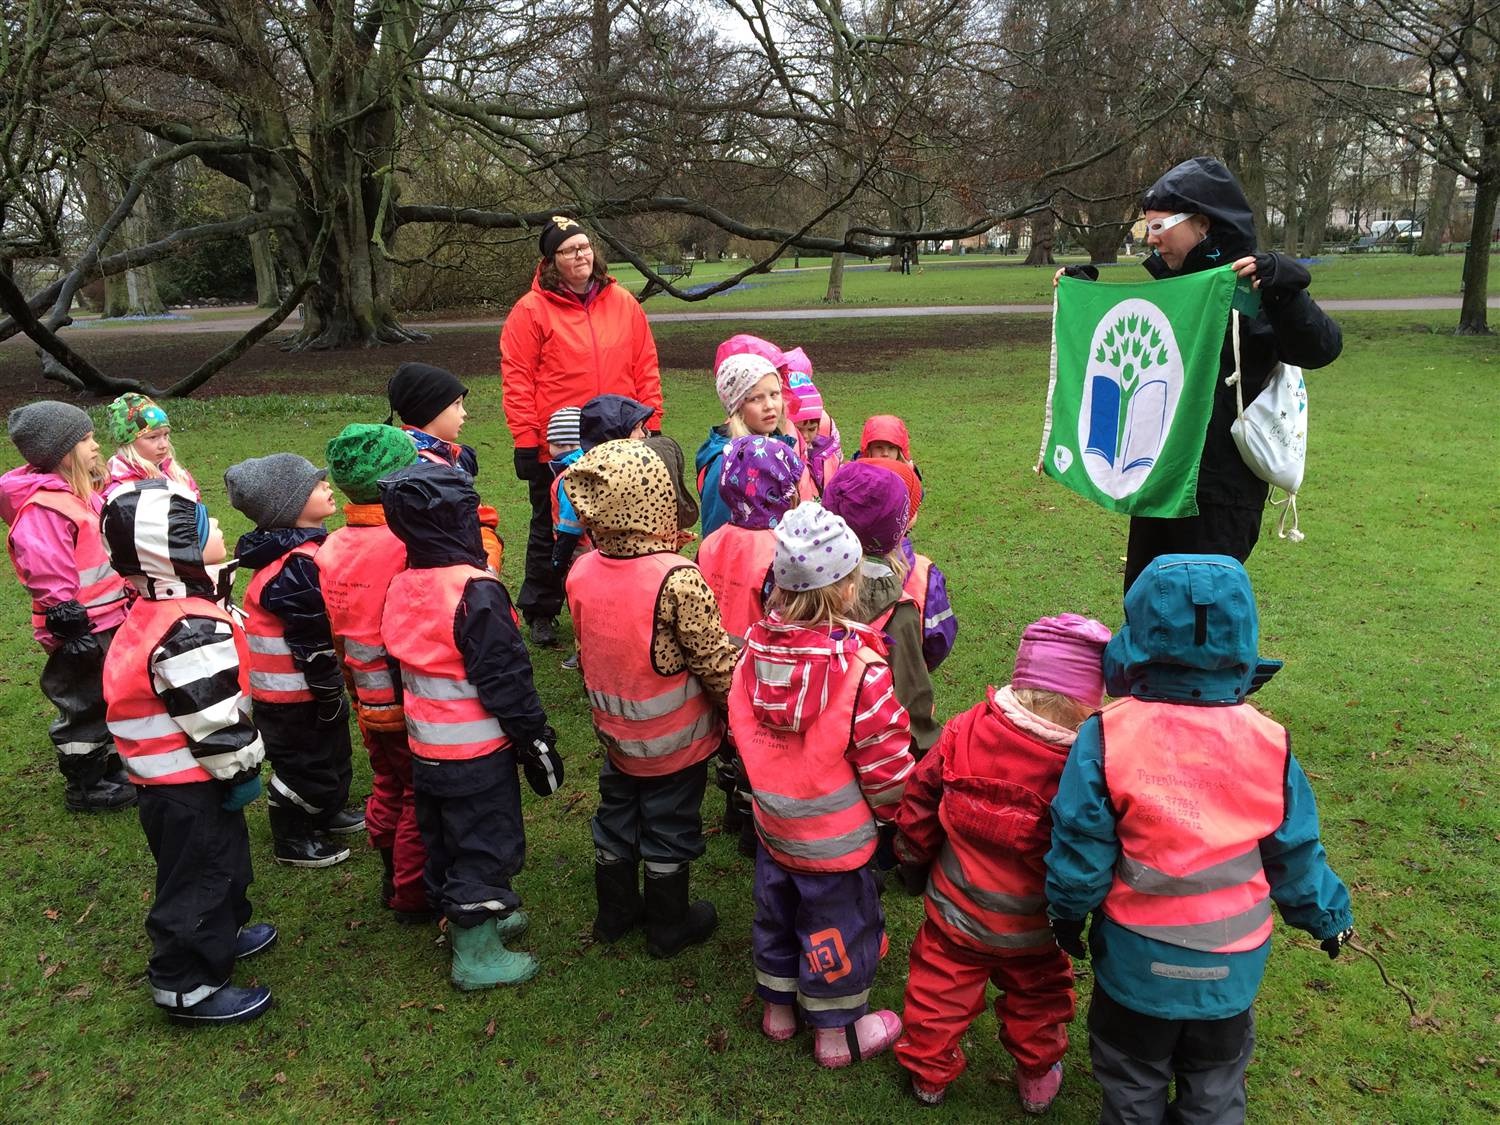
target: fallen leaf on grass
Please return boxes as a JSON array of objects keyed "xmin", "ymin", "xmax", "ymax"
[
  {"xmin": 42, "ymin": 962, "xmax": 63, "ymax": 979},
  {"xmin": 705, "ymin": 1027, "xmax": 729, "ymax": 1054},
  {"xmin": 20, "ymin": 1070, "xmax": 48, "ymax": 1091},
  {"xmin": 64, "ymin": 984, "xmax": 92, "ymax": 1001},
  {"xmin": 484, "ymin": 1018, "xmax": 496, "ymax": 1039},
  {"xmin": 43, "ymin": 908, "xmax": 59, "ymax": 921},
  {"xmin": 399, "ymin": 998, "xmax": 423, "ymax": 1009},
  {"xmin": 429, "ymin": 1003, "xmax": 446, "ymax": 1013},
  {"xmin": 273, "ymin": 1072, "xmax": 287, "ymax": 1085}
]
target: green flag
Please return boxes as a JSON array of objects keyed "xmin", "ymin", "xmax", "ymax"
[{"xmin": 1038, "ymin": 266, "xmax": 1244, "ymax": 518}]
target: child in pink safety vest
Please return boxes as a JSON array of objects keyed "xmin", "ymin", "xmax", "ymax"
[
  {"xmin": 101, "ymin": 478, "xmax": 275, "ymax": 1027},
  {"xmin": 225, "ymin": 453, "xmax": 363, "ymax": 869},
  {"xmin": 319, "ymin": 424, "xmax": 431, "ymax": 921},
  {"xmin": 566, "ymin": 440, "xmax": 738, "ymax": 960},
  {"xmin": 893, "ymin": 614, "xmax": 1112, "ymax": 1113},
  {"xmin": 1, "ymin": 401, "xmax": 132, "ymax": 812},
  {"xmin": 103, "ymin": 393, "xmax": 201, "ymax": 500},
  {"xmin": 696, "ymin": 434, "xmax": 804, "ymax": 857},
  {"xmin": 731, "ymin": 502, "xmax": 915, "ymax": 1069}
]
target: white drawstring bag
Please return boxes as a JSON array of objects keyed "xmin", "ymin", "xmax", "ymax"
[{"xmin": 1226, "ymin": 313, "xmax": 1308, "ymax": 541}]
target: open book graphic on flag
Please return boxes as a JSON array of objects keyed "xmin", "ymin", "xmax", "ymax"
[{"xmin": 1038, "ymin": 267, "xmax": 1240, "ymax": 518}]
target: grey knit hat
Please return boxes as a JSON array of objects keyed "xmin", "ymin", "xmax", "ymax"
[
  {"xmin": 224, "ymin": 453, "xmax": 326, "ymax": 529},
  {"xmin": 7, "ymin": 401, "xmax": 94, "ymax": 470},
  {"xmin": 546, "ymin": 406, "xmax": 582, "ymax": 448},
  {"xmin": 772, "ymin": 501, "xmax": 862, "ymax": 592}
]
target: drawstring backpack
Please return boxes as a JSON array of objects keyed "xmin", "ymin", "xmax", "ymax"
[{"xmin": 1225, "ymin": 311, "xmax": 1308, "ymax": 541}]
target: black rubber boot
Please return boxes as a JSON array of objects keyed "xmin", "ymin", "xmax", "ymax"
[
  {"xmin": 377, "ymin": 846, "xmax": 396, "ymax": 907},
  {"xmin": 268, "ymin": 803, "xmax": 349, "ymax": 868},
  {"xmin": 60, "ymin": 749, "xmax": 135, "ymax": 812},
  {"xmin": 592, "ymin": 856, "xmax": 643, "ymax": 944},
  {"xmin": 643, "ymin": 866, "xmax": 717, "ymax": 959}
]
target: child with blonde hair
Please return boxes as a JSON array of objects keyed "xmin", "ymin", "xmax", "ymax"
[
  {"xmin": 731, "ymin": 503, "xmax": 914, "ymax": 1068},
  {"xmin": 893, "ymin": 614, "xmax": 1112, "ymax": 1113},
  {"xmin": 1, "ymin": 402, "xmax": 132, "ymax": 811},
  {"xmin": 104, "ymin": 393, "xmax": 200, "ymax": 498},
  {"xmin": 696, "ymin": 339, "xmax": 799, "ymax": 539}
]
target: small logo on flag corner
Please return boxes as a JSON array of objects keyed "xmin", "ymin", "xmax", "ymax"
[
  {"xmin": 1053, "ymin": 445, "xmax": 1073, "ymax": 473},
  {"xmin": 1078, "ymin": 298, "xmax": 1185, "ymax": 499}
]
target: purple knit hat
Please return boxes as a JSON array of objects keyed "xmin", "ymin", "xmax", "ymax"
[
  {"xmin": 718, "ymin": 435, "xmax": 804, "ymax": 530},
  {"xmin": 1012, "ymin": 614, "xmax": 1113, "ymax": 710},
  {"xmin": 822, "ymin": 460, "xmax": 910, "ymax": 556}
]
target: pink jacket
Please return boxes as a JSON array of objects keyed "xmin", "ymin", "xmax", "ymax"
[
  {"xmin": 0, "ymin": 466, "xmax": 127, "ymax": 648},
  {"xmin": 104, "ymin": 454, "xmax": 200, "ymax": 500}
]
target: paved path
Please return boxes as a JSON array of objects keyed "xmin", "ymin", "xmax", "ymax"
[{"xmin": 7, "ymin": 295, "xmax": 1489, "ymax": 343}]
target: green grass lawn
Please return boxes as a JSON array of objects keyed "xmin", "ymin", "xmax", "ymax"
[
  {"xmin": 0, "ymin": 313, "xmax": 1496, "ymax": 1120},
  {"xmin": 612, "ymin": 252, "xmax": 1484, "ymax": 311}
]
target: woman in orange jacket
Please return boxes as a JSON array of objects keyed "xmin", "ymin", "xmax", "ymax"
[{"xmin": 499, "ymin": 215, "xmax": 663, "ymax": 647}]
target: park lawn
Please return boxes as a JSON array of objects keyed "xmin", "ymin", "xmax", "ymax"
[
  {"xmin": 0, "ymin": 312, "xmax": 1496, "ymax": 1121},
  {"xmin": 616, "ymin": 251, "xmax": 1484, "ymax": 312}
]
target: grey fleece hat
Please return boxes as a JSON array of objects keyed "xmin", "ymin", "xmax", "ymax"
[
  {"xmin": 7, "ymin": 401, "xmax": 94, "ymax": 470},
  {"xmin": 224, "ymin": 453, "xmax": 326, "ymax": 529}
]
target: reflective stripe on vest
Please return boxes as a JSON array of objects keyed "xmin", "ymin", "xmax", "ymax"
[
  {"xmin": 382, "ymin": 564, "xmax": 511, "ymax": 762},
  {"xmin": 1101, "ymin": 698, "xmax": 1287, "ymax": 954},
  {"xmin": 567, "ymin": 551, "xmax": 723, "ymax": 778},
  {"xmin": 243, "ymin": 541, "xmax": 318, "ymax": 703},
  {"xmin": 318, "ymin": 523, "xmax": 406, "ymax": 714},
  {"xmin": 902, "ymin": 553, "xmax": 930, "ymax": 625},
  {"xmin": 729, "ymin": 645, "xmax": 881, "ymax": 874},
  {"xmin": 695, "ymin": 524, "xmax": 775, "ymax": 645},
  {"xmin": 10, "ymin": 489, "xmax": 128, "ymax": 632},
  {"xmin": 103, "ymin": 597, "xmax": 253, "ymax": 786},
  {"xmin": 923, "ymin": 844, "xmax": 1052, "ymax": 951}
]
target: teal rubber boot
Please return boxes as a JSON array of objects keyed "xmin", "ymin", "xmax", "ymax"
[
  {"xmin": 449, "ymin": 918, "xmax": 539, "ymax": 990},
  {"xmin": 495, "ymin": 909, "xmax": 530, "ymax": 940}
]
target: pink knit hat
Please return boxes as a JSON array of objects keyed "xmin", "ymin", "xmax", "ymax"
[
  {"xmin": 1011, "ymin": 614, "xmax": 1112, "ymax": 709},
  {"xmin": 714, "ymin": 333, "xmax": 784, "ymax": 375}
]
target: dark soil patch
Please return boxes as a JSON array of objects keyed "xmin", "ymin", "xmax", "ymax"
[{"xmin": 0, "ymin": 315, "xmax": 1048, "ymax": 412}]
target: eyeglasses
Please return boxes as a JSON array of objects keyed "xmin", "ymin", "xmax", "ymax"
[
  {"xmin": 556, "ymin": 243, "xmax": 593, "ymax": 259},
  {"xmin": 1145, "ymin": 212, "xmax": 1194, "ymax": 236}
]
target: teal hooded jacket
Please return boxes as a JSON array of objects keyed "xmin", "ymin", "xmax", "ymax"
[{"xmin": 1045, "ymin": 554, "xmax": 1353, "ymax": 1020}]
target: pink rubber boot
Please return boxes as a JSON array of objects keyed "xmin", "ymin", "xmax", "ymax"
[
  {"xmin": 813, "ymin": 1010, "xmax": 902, "ymax": 1068},
  {"xmin": 1018, "ymin": 1062, "xmax": 1063, "ymax": 1114},
  {"xmin": 761, "ymin": 1001, "xmax": 798, "ymax": 1042}
]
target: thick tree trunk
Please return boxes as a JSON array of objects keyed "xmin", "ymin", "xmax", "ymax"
[
  {"xmin": 1076, "ymin": 222, "xmax": 1125, "ymax": 264},
  {"xmin": 1418, "ymin": 162, "xmax": 1459, "ymax": 256},
  {"xmin": 1457, "ymin": 172, "xmax": 1499, "ymax": 334},
  {"xmin": 1024, "ymin": 211, "xmax": 1056, "ymax": 266},
  {"xmin": 250, "ymin": 228, "xmax": 279, "ymax": 306},
  {"xmin": 1303, "ymin": 176, "xmax": 1332, "ymax": 256},
  {"xmin": 1281, "ymin": 199, "xmax": 1299, "ymax": 256},
  {"xmin": 825, "ymin": 249, "xmax": 847, "ymax": 302}
]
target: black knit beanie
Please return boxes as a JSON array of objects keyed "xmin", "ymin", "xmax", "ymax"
[
  {"xmin": 386, "ymin": 362, "xmax": 469, "ymax": 429},
  {"xmin": 538, "ymin": 214, "xmax": 588, "ymax": 259}
]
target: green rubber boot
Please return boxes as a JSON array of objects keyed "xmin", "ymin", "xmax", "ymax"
[{"xmin": 449, "ymin": 918, "xmax": 538, "ymax": 990}]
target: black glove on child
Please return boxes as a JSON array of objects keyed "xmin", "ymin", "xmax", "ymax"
[
  {"xmin": 520, "ymin": 725, "xmax": 565, "ymax": 796},
  {"xmin": 45, "ymin": 600, "xmax": 101, "ymax": 657},
  {"xmin": 1061, "ymin": 264, "xmax": 1100, "ymax": 282},
  {"xmin": 1050, "ymin": 916, "xmax": 1088, "ymax": 960},
  {"xmin": 1320, "ymin": 925, "xmax": 1355, "ymax": 959}
]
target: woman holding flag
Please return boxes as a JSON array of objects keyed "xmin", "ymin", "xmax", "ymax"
[{"xmin": 1055, "ymin": 157, "xmax": 1342, "ymax": 592}]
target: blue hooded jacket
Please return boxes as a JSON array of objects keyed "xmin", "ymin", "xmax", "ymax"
[{"xmin": 1046, "ymin": 555, "xmax": 1353, "ymax": 1020}]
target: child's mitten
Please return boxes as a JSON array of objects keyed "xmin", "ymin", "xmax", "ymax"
[
  {"xmin": 222, "ymin": 774, "xmax": 263, "ymax": 812},
  {"xmin": 520, "ymin": 726, "xmax": 564, "ymax": 796},
  {"xmin": 1050, "ymin": 915, "xmax": 1088, "ymax": 959},
  {"xmin": 1320, "ymin": 925, "xmax": 1355, "ymax": 959}
]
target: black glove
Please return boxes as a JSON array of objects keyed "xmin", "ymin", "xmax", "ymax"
[
  {"xmin": 1061, "ymin": 264, "xmax": 1100, "ymax": 282},
  {"xmin": 1051, "ymin": 916, "xmax": 1088, "ymax": 959},
  {"xmin": 1251, "ymin": 251, "xmax": 1311, "ymax": 303},
  {"xmin": 551, "ymin": 532, "xmax": 582, "ymax": 575},
  {"xmin": 513, "ymin": 445, "xmax": 546, "ymax": 482},
  {"xmin": 304, "ymin": 651, "xmax": 350, "ymax": 725},
  {"xmin": 45, "ymin": 600, "xmax": 100, "ymax": 656},
  {"xmin": 520, "ymin": 725, "xmax": 564, "ymax": 796},
  {"xmin": 1320, "ymin": 925, "xmax": 1355, "ymax": 959},
  {"xmin": 873, "ymin": 821, "xmax": 899, "ymax": 871}
]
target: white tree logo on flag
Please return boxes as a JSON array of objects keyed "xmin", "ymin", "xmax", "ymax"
[{"xmin": 1074, "ymin": 298, "xmax": 1186, "ymax": 499}]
